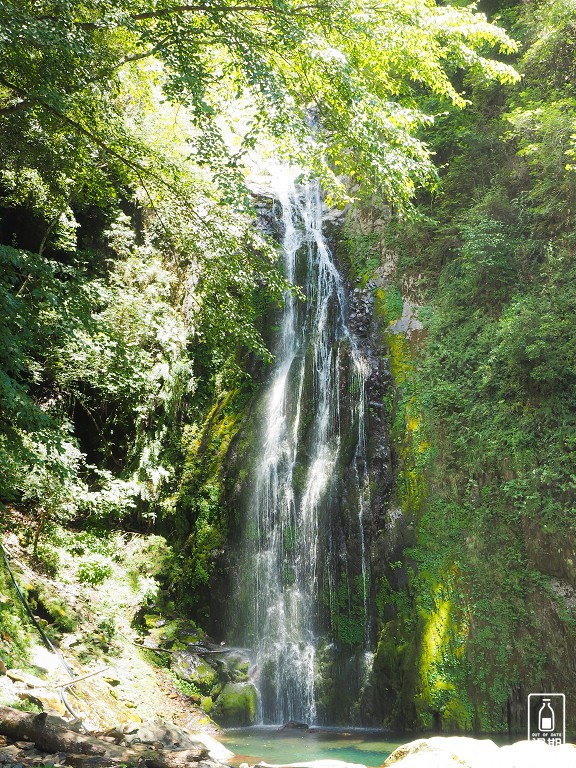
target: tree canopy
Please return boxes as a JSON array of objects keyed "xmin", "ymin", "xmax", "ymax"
[
  {"xmin": 1, "ymin": 0, "xmax": 518, "ymax": 208},
  {"xmin": 0, "ymin": 0, "xmax": 518, "ymax": 539}
]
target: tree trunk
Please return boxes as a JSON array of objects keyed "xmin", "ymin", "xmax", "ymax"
[
  {"xmin": 0, "ymin": 707, "xmax": 106, "ymax": 755},
  {"xmin": 0, "ymin": 706, "xmax": 213, "ymax": 768}
]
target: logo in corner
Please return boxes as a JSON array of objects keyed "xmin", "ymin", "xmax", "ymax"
[{"xmin": 528, "ymin": 693, "xmax": 565, "ymax": 745}]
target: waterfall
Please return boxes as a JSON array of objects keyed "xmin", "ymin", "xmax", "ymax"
[{"xmin": 238, "ymin": 173, "xmax": 371, "ymax": 725}]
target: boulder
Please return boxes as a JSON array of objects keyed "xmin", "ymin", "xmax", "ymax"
[
  {"xmin": 16, "ymin": 689, "xmax": 68, "ymax": 717},
  {"xmin": 143, "ymin": 614, "xmax": 167, "ymax": 629},
  {"xmin": 6, "ymin": 670, "xmax": 47, "ymax": 688},
  {"xmin": 280, "ymin": 721, "xmax": 308, "ymax": 730},
  {"xmin": 384, "ymin": 737, "xmax": 497, "ymax": 768},
  {"xmin": 120, "ymin": 717, "xmax": 234, "ymax": 762},
  {"xmin": 501, "ymin": 739, "xmax": 576, "ymax": 768},
  {"xmin": 185, "ymin": 731, "xmax": 235, "ymax": 762},
  {"xmin": 212, "ymin": 682, "xmax": 258, "ymax": 727},
  {"xmin": 218, "ymin": 650, "xmax": 251, "ymax": 683},
  {"xmin": 171, "ymin": 651, "xmax": 218, "ymax": 692},
  {"xmin": 383, "ymin": 736, "xmax": 576, "ymax": 768}
]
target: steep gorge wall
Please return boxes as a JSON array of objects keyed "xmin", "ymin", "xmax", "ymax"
[{"xmin": 344, "ymin": 189, "xmax": 576, "ymax": 734}]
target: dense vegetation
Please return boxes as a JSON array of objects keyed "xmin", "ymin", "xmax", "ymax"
[
  {"xmin": 368, "ymin": 0, "xmax": 576, "ymax": 733},
  {"xmin": 1, "ymin": 0, "xmax": 575, "ymax": 736},
  {"xmin": 0, "ymin": 0, "xmax": 513, "ymax": 595}
]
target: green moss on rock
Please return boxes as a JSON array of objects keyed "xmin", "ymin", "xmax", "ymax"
[
  {"xmin": 212, "ymin": 681, "xmax": 258, "ymax": 726},
  {"xmin": 171, "ymin": 650, "xmax": 219, "ymax": 693},
  {"xmin": 201, "ymin": 695, "xmax": 214, "ymax": 713},
  {"xmin": 27, "ymin": 584, "xmax": 78, "ymax": 633}
]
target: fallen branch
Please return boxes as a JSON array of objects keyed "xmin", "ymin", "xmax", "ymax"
[
  {"xmin": 0, "ymin": 706, "xmax": 106, "ymax": 755},
  {"xmin": 0, "ymin": 705, "xmax": 211, "ymax": 768},
  {"xmin": 53, "ymin": 667, "xmax": 110, "ymax": 688},
  {"xmin": 125, "ymin": 632, "xmax": 229, "ymax": 655}
]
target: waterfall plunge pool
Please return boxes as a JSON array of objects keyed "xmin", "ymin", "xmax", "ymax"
[{"xmin": 220, "ymin": 727, "xmax": 407, "ymax": 767}]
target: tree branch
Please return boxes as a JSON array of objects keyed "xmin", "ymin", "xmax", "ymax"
[
  {"xmin": 0, "ymin": 77, "xmax": 140, "ymax": 174},
  {"xmin": 85, "ymin": 33, "xmax": 175, "ymax": 85},
  {"xmin": 61, "ymin": 3, "xmax": 327, "ymax": 28},
  {"xmin": 1, "ymin": 37, "xmax": 172, "ymax": 119},
  {"xmin": 0, "ymin": 75, "xmax": 175, "ymax": 230},
  {"xmin": 130, "ymin": 3, "xmax": 324, "ymax": 19},
  {"xmin": 0, "ymin": 76, "xmax": 251, "ymax": 256},
  {"xmin": 135, "ymin": 4, "xmax": 277, "ymax": 19},
  {"xmin": 0, "ymin": 99, "xmax": 33, "ymax": 117}
]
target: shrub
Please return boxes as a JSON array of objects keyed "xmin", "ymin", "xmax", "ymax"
[{"xmin": 77, "ymin": 554, "xmax": 113, "ymax": 586}]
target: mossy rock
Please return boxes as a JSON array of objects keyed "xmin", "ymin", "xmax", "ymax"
[
  {"xmin": 27, "ymin": 585, "xmax": 78, "ymax": 633},
  {"xmin": 180, "ymin": 633, "xmax": 205, "ymax": 645},
  {"xmin": 144, "ymin": 614, "xmax": 166, "ymax": 629},
  {"xmin": 212, "ymin": 681, "xmax": 258, "ymax": 726},
  {"xmin": 233, "ymin": 660, "xmax": 250, "ymax": 679},
  {"xmin": 220, "ymin": 651, "xmax": 251, "ymax": 682},
  {"xmin": 210, "ymin": 682, "xmax": 223, "ymax": 698},
  {"xmin": 144, "ymin": 617, "xmax": 205, "ymax": 649},
  {"xmin": 171, "ymin": 650, "xmax": 219, "ymax": 693}
]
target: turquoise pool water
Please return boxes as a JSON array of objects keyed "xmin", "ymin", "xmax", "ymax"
[{"xmin": 220, "ymin": 727, "xmax": 407, "ymax": 767}]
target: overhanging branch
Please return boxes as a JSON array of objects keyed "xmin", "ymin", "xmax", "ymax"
[
  {"xmin": 130, "ymin": 3, "xmax": 325, "ymax": 19},
  {"xmin": 0, "ymin": 76, "xmax": 253, "ymax": 257},
  {"xmin": 45, "ymin": 3, "xmax": 327, "ymax": 28},
  {"xmin": 0, "ymin": 98, "xmax": 33, "ymax": 117}
]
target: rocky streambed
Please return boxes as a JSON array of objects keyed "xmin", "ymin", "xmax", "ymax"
[
  {"xmin": 0, "ymin": 705, "xmax": 234, "ymax": 768},
  {"xmin": 1, "ymin": 711, "xmax": 576, "ymax": 768}
]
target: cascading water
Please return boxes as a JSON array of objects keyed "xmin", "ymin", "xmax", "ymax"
[{"xmin": 238, "ymin": 172, "xmax": 372, "ymax": 725}]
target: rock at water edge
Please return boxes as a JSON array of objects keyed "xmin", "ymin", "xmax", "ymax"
[{"xmin": 212, "ymin": 682, "xmax": 258, "ymax": 727}]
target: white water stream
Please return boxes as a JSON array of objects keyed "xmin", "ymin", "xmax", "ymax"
[{"xmin": 242, "ymin": 174, "xmax": 371, "ymax": 724}]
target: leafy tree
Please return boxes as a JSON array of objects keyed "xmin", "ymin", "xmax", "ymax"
[
  {"xmin": 0, "ymin": 0, "xmax": 520, "ymax": 601},
  {"xmin": 0, "ymin": 0, "xmax": 518, "ymax": 207}
]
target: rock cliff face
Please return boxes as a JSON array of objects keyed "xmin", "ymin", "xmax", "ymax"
[
  {"xmin": 339, "ymin": 198, "xmax": 576, "ymax": 735},
  {"xmin": 210, "ymin": 186, "xmax": 396, "ymax": 725}
]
